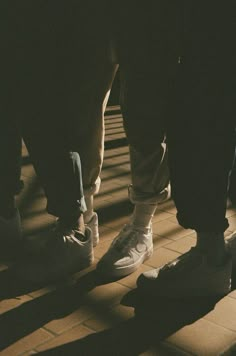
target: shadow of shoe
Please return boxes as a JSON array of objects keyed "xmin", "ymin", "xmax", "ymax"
[
  {"xmin": 94, "ymin": 269, "xmax": 126, "ymax": 286},
  {"xmin": 124, "ymin": 288, "xmax": 220, "ymax": 325},
  {"xmin": 34, "ymin": 288, "xmax": 220, "ymax": 356}
]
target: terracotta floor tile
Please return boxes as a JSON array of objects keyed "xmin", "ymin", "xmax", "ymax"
[
  {"xmin": 204, "ymin": 295, "xmax": 236, "ymax": 331},
  {"xmin": 35, "ymin": 324, "xmax": 93, "ymax": 352},
  {"xmin": 229, "ymin": 290, "xmax": 236, "ymax": 299},
  {"xmin": 94, "ymin": 239, "xmax": 113, "ymax": 259},
  {"xmin": 118, "ymin": 264, "xmax": 152, "ymax": 289},
  {"xmin": 44, "ymin": 305, "xmax": 95, "ymax": 335},
  {"xmin": 157, "ymin": 199, "xmax": 177, "ymax": 215},
  {"xmin": 163, "ymin": 234, "xmax": 196, "ymax": 254},
  {"xmin": 84, "ymin": 304, "xmax": 134, "ymax": 331},
  {"xmin": 152, "ymin": 219, "xmax": 191, "ymax": 241},
  {"xmin": 152, "ymin": 235, "xmax": 174, "ymax": 250},
  {"xmin": 165, "ymin": 318, "xmax": 236, "ymax": 356},
  {"xmin": 96, "ymin": 226, "xmax": 118, "ymax": 243},
  {"xmin": 1, "ymin": 328, "xmax": 52, "ymax": 356},
  {"xmin": 21, "ymin": 214, "xmax": 55, "ymax": 237},
  {"xmin": 102, "ymin": 215, "xmax": 130, "ymax": 230},
  {"xmin": 144, "ymin": 247, "xmax": 180, "ymax": 268},
  {"xmin": 28, "ymin": 286, "xmax": 57, "ymax": 299},
  {"xmin": 152, "ymin": 210, "xmax": 173, "ymax": 223},
  {"xmin": 83, "ymin": 283, "xmax": 130, "ymax": 309},
  {"xmin": 0, "ymin": 295, "xmax": 32, "ymax": 314}
]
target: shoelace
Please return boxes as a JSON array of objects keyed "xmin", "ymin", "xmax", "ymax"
[{"xmin": 113, "ymin": 225, "xmax": 144, "ymax": 253}]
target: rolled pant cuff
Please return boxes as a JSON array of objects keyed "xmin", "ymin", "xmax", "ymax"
[
  {"xmin": 84, "ymin": 177, "xmax": 101, "ymax": 198},
  {"xmin": 176, "ymin": 213, "xmax": 229, "ymax": 233},
  {"xmin": 128, "ymin": 184, "xmax": 170, "ymax": 205},
  {"xmin": 47, "ymin": 195, "xmax": 87, "ymax": 219}
]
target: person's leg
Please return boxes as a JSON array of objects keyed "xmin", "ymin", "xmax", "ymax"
[
  {"xmin": 13, "ymin": 1, "xmax": 96, "ymax": 282},
  {"xmin": 0, "ymin": 119, "xmax": 22, "ymax": 218},
  {"xmin": 138, "ymin": 2, "xmax": 236, "ymax": 297},
  {"xmin": 128, "ymin": 141, "xmax": 170, "ymax": 229},
  {"xmin": 0, "ymin": 2, "xmax": 23, "ymax": 256},
  {"xmin": 0, "ymin": 116, "xmax": 22, "ymax": 258},
  {"xmin": 17, "ymin": 106, "xmax": 96, "ymax": 282},
  {"xmin": 15, "ymin": 0, "xmax": 119, "ymax": 283},
  {"xmin": 48, "ymin": 1, "xmax": 118, "ymax": 244},
  {"xmin": 97, "ymin": 2, "xmax": 178, "ymax": 278},
  {"xmin": 69, "ymin": 59, "xmax": 118, "ymax": 244}
]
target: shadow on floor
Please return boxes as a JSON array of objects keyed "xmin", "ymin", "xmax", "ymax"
[
  {"xmin": 0, "ymin": 262, "xmax": 235, "ymax": 354},
  {"xmin": 0, "ymin": 269, "xmax": 98, "ymax": 351},
  {"xmin": 36, "ymin": 291, "xmax": 221, "ymax": 356}
]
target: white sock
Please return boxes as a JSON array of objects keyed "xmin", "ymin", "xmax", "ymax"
[
  {"xmin": 84, "ymin": 194, "xmax": 94, "ymax": 224},
  {"xmin": 130, "ymin": 203, "xmax": 157, "ymax": 229}
]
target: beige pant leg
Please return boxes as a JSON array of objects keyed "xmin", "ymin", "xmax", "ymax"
[
  {"xmin": 129, "ymin": 143, "xmax": 170, "ymax": 205},
  {"xmin": 76, "ymin": 62, "xmax": 118, "ymax": 195}
]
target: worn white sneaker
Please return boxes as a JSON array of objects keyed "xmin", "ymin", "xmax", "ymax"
[
  {"xmin": 97, "ymin": 224, "xmax": 153, "ymax": 278},
  {"xmin": 86, "ymin": 212, "xmax": 99, "ymax": 247},
  {"xmin": 0, "ymin": 209, "xmax": 22, "ymax": 260},
  {"xmin": 14, "ymin": 224, "xmax": 94, "ymax": 284}
]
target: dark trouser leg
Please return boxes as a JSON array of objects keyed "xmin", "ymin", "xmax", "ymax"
[
  {"xmin": 168, "ymin": 2, "xmax": 236, "ymax": 233},
  {"xmin": 4, "ymin": 0, "xmax": 116, "ymax": 223},
  {"xmin": 120, "ymin": 70, "xmax": 170, "ymax": 203},
  {"xmin": 21, "ymin": 112, "xmax": 86, "ymax": 220},
  {"xmin": 16, "ymin": 1, "xmax": 96, "ymax": 220},
  {"xmin": 114, "ymin": 2, "xmax": 179, "ymax": 198},
  {"xmin": 0, "ymin": 118, "xmax": 22, "ymax": 217},
  {"xmin": 0, "ymin": 1, "xmax": 23, "ymax": 217},
  {"xmin": 136, "ymin": 3, "xmax": 234, "ymax": 296}
]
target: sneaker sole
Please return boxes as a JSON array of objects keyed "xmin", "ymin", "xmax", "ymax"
[{"xmin": 98, "ymin": 245, "xmax": 153, "ymax": 278}]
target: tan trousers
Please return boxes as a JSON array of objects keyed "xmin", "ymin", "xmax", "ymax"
[{"xmin": 80, "ymin": 60, "xmax": 169, "ymax": 204}]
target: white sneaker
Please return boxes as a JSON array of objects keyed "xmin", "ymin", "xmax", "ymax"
[
  {"xmin": 97, "ymin": 224, "xmax": 153, "ymax": 278},
  {"xmin": 0, "ymin": 209, "xmax": 22, "ymax": 260},
  {"xmin": 86, "ymin": 212, "xmax": 99, "ymax": 247},
  {"xmin": 14, "ymin": 225, "xmax": 94, "ymax": 284}
]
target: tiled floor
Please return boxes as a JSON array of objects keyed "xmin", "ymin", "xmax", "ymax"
[{"xmin": 1, "ymin": 107, "xmax": 236, "ymax": 355}]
